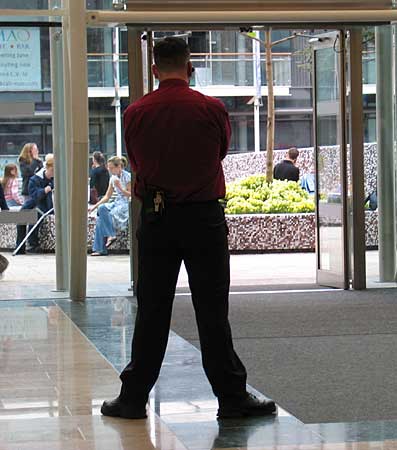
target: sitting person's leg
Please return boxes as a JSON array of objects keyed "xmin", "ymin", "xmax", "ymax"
[
  {"xmin": 15, "ymin": 224, "xmax": 27, "ymax": 255},
  {"xmin": 92, "ymin": 204, "xmax": 115, "ymax": 256},
  {"xmin": 27, "ymin": 210, "xmax": 44, "ymax": 252}
]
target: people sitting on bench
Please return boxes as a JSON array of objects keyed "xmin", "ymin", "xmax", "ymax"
[{"xmin": 15, "ymin": 156, "xmax": 54, "ymax": 255}]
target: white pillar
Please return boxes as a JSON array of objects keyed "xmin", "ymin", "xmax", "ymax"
[
  {"xmin": 64, "ymin": 0, "xmax": 89, "ymax": 301},
  {"xmin": 50, "ymin": 16, "xmax": 70, "ymax": 291}
]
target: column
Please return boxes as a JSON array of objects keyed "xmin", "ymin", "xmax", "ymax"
[
  {"xmin": 348, "ymin": 29, "xmax": 366, "ymax": 289},
  {"xmin": 376, "ymin": 26, "xmax": 396, "ymax": 282},
  {"xmin": 50, "ymin": 22, "xmax": 70, "ymax": 291},
  {"xmin": 127, "ymin": 29, "xmax": 144, "ymax": 294},
  {"xmin": 64, "ymin": 0, "xmax": 90, "ymax": 300}
]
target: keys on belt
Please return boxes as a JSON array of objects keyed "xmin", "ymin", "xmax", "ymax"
[{"xmin": 153, "ymin": 190, "xmax": 165, "ymax": 214}]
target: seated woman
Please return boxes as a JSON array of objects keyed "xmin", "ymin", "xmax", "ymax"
[
  {"xmin": 2, "ymin": 163, "xmax": 24, "ymax": 208},
  {"xmin": 89, "ymin": 156, "xmax": 131, "ymax": 256}
]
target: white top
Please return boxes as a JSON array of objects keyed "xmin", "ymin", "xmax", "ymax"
[{"xmin": 110, "ymin": 170, "xmax": 131, "ymax": 200}]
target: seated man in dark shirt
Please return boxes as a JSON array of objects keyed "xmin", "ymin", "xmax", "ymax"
[
  {"xmin": 15, "ymin": 156, "xmax": 54, "ymax": 254},
  {"xmin": 273, "ymin": 147, "xmax": 300, "ymax": 182}
]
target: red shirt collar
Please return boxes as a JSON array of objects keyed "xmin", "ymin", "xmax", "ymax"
[{"xmin": 158, "ymin": 79, "xmax": 189, "ymax": 89}]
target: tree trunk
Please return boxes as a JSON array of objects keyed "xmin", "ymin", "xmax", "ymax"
[{"xmin": 265, "ymin": 29, "xmax": 275, "ymax": 183}]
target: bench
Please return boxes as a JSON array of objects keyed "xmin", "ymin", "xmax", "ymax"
[
  {"xmin": 0, "ymin": 214, "xmax": 129, "ymax": 253},
  {"xmin": 0, "ymin": 209, "xmax": 39, "ymax": 255},
  {"xmin": 0, "ymin": 210, "xmax": 37, "ymax": 225}
]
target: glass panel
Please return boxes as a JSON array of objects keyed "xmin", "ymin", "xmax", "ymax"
[
  {"xmin": 86, "ymin": 0, "xmax": 114, "ymax": 10},
  {"xmin": 0, "ymin": 0, "xmax": 48, "ymax": 8},
  {"xmin": 0, "ymin": 27, "xmax": 52, "ymax": 171},
  {"xmin": 315, "ymin": 39, "xmax": 345, "ymax": 284}
]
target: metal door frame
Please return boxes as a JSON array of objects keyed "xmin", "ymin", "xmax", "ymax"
[{"xmin": 312, "ymin": 31, "xmax": 349, "ymax": 289}]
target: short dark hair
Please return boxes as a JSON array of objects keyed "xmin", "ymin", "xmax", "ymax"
[
  {"xmin": 287, "ymin": 147, "xmax": 299, "ymax": 161},
  {"xmin": 153, "ymin": 37, "xmax": 190, "ymax": 72}
]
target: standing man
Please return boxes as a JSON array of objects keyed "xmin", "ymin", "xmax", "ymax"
[
  {"xmin": 273, "ymin": 147, "xmax": 300, "ymax": 182},
  {"xmin": 101, "ymin": 37, "xmax": 276, "ymax": 420}
]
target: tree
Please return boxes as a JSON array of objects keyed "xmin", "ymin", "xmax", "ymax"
[{"xmin": 241, "ymin": 29, "xmax": 312, "ymax": 183}]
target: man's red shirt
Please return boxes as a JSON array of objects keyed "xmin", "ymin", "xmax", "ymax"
[{"xmin": 124, "ymin": 79, "xmax": 231, "ymax": 203}]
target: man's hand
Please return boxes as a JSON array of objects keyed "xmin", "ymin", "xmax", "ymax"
[{"xmin": 44, "ymin": 186, "xmax": 52, "ymax": 194}]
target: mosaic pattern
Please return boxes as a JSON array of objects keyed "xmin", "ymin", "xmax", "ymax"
[
  {"xmin": 0, "ymin": 216, "xmax": 130, "ymax": 252},
  {"xmin": 226, "ymin": 213, "xmax": 316, "ymax": 252},
  {"xmin": 365, "ymin": 210, "xmax": 378, "ymax": 248},
  {"xmin": 0, "ymin": 210, "xmax": 379, "ymax": 253},
  {"xmin": 227, "ymin": 210, "xmax": 378, "ymax": 252},
  {"xmin": 223, "ymin": 144, "xmax": 378, "ymax": 197}
]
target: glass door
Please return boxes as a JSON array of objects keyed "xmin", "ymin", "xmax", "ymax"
[{"xmin": 313, "ymin": 32, "xmax": 349, "ymax": 289}]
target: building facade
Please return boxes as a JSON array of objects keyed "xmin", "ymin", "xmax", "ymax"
[{"xmin": 0, "ymin": 0, "xmax": 376, "ymax": 170}]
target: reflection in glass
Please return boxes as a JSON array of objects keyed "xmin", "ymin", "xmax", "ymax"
[{"xmin": 315, "ymin": 40, "xmax": 345, "ymax": 278}]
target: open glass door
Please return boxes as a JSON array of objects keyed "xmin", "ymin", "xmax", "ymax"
[{"xmin": 313, "ymin": 32, "xmax": 349, "ymax": 289}]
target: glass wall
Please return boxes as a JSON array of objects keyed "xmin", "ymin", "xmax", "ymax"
[
  {"xmin": 0, "ymin": 0, "xmax": 48, "ymax": 8},
  {"xmin": 0, "ymin": 26, "xmax": 378, "ymax": 173}
]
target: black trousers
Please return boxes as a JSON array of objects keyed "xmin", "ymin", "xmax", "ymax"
[
  {"xmin": 16, "ymin": 209, "xmax": 42, "ymax": 252},
  {"xmin": 120, "ymin": 200, "xmax": 247, "ymax": 401}
]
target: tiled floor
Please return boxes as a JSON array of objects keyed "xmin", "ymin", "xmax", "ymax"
[{"xmin": 2, "ymin": 298, "xmax": 397, "ymax": 449}]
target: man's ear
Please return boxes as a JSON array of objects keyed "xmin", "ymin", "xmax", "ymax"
[
  {"xmin": 187, "ymin": 61, "xmax": 193, "ymax": 78},
  {"xmin": 152, "ymin": 64, "xmax": 159, "ymax": 79}
]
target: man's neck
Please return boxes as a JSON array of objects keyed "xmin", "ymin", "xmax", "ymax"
[{"xmin": 158, "ymin": 73, "xmax": 189, "ymax": 83}]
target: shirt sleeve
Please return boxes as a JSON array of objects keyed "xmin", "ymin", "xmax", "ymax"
[
  {"xmin": 28, "ymin": 177, "xmax": 46, "ymax": 203},
  {"xmin": 90, "ymin": 168, "xmax": 97, "ymax": 189},
  {"xmin": 124, "ymin": 171, "xmax": 131, "ymax": 184},
  {"xmin": 11, "ymin": 179, "xmax": 24, "ymax": 204},
  {"xmin": 19, "ymin": 161, "xmax": 34, "ymax": 179},
  {"xmin": 220, "ymin": 111, "xmax": 232, "ymax": 161}
]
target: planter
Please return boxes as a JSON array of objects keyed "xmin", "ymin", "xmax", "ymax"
[{"xmin": 0, "ymin": 210, "xmax": 378, "ymax": 253}]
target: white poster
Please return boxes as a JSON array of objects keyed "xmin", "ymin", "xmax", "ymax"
[{"xmin": 0, "ymin": 28, "xmax": 41, "ymax": 91}]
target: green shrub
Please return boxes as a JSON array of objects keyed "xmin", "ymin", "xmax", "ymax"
[{"xmin": 225, "ymin": 176, "xmax": 315, "ymax": 214}]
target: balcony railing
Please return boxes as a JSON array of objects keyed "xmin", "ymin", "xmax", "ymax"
[
  {"xmin": 87, "ymin": 52, "xmax": 293, "ymax": 89},
  {"xmin": 86, "ymin": 51, "xmax": 376, "ymax": 90}
]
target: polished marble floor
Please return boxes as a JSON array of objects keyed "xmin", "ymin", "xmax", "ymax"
[{"xmin": 1, "ymin": 298, "xmax": 397, "ymax": 449}]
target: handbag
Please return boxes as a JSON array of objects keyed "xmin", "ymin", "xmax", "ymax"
[{"xmin": 90, "ymin": 187, "xmax": 99, "ymax": 205}]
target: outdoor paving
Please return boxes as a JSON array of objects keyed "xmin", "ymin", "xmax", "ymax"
[{"xmin": 0, "ymin": 250, "xmax": 389, "ymax": 300}]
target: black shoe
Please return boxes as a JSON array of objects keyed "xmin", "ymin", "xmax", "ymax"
[
  {"xmin": 101, "ymin": 396, "xmax": 147, "ymax": 419},
  {"xmin": 217, "ymin": 393, "xmax": 277, "ymax": 418}
]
